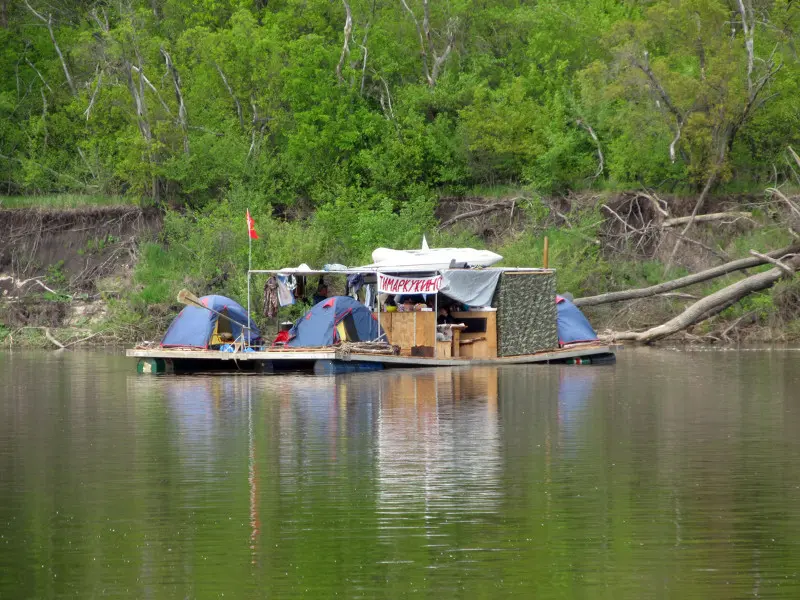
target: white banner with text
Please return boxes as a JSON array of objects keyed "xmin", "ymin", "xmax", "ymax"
[{"xmin": 377, "ymin": 273, "xmax": 442, "ymax": 295}]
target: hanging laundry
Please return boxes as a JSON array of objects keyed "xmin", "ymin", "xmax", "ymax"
[
  {"xmin": 276, "ymin": 275, "xmax": 296, "ymax": 307},
  {"xmin": 263, "ymin": 276, "xmax": 279, "ymax": 319},
  {"xmin": 364, "ymin": 284, "xmax": 374, "ymax": 310},
  {"xmin": 346, "ymin": 273, "xmax": 365, "ymax": 297},
  {"xmin": 293, "ymin": 276, "xmax": 306, "ymax": 302}
]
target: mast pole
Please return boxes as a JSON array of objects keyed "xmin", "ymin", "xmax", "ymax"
[
  {"xmin": 247, "ymin": 220, "xmax": 252, "ymax": 347},
  {"xmin": 434, "ymin": 272, "xmax": 438, "ymax": 355},
  {"xmin": 376, "ymin": 269, "xmax": 381, "ymax": 341}
]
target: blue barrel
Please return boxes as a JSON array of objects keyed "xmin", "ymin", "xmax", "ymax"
[{"xmin": 313, "ymin": 360, "xmax": 385, "ymax": 375}]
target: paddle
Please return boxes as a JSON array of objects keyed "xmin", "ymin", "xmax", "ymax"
[{"xmin": 177, "ymin": 289, "xmax": 253, "ymax": 331}]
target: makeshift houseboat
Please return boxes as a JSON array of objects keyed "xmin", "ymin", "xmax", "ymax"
[{"xmin": 127, "ymin": 246, "xmax": 615, "ymax": 374}]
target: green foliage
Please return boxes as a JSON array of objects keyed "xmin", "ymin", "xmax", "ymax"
[
  {"xmin": 128, "ymin": 188, "xmax": 446, "ymax": 327},
  {"xmin": 45, "ymin": 261, "xmax": 67, "ymax": 290},
  {"xmin": 2, "ymin": 0, "xmax": 798, "ymax": 203},
  {"xmin": 79, "ymin": 234, "xmax": 119, "ymax": 256},
  {"xmin": 0, "ymin": 195, "xmax": 134, "ymax": 209}
]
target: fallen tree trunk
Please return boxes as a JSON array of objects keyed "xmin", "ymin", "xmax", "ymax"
[
  {"xmin": 604, "ymin": 253, "xmax": 800, "ymax": 343},
  {"xmin": 661, "ymin": 211, "xmax": 752, "ymax": 227},
  {"xmin": 574, "ymin": 243, "xmax": 800, "ymax": 307},
  {"xmin": 438, "ymin": 198, "xmax": 521, "ymax": 229}
]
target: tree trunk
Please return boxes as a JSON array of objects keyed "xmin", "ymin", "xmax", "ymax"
[
  {"xmin": 23, "ymin": 1, "xmax": 76, "ymax": 95},
  {"xmin": 574, "ymin": 243, "xmax": 800, "ymax": 307},
  {"xmin": 661, "ymin": 212, "xmax": 751, "ymax": 227},
  {"xmin": 160, "ymin": 47, "xmax": 189, "ymax": 154},
  {"xmin": 335, "ymin": 0, "xmax": 352, "ymax": 84},
  {"xmin": 606, "ymin": 255, "xmax": 800, "ymax": 343}
]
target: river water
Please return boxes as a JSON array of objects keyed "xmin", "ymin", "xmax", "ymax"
[{"xmin": 1, "ymin": 348, "xmax": 800, "ymax": 598}]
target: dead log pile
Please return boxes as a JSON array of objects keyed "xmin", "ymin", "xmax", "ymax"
[
  {"xmin": 575, "ymin": 243, "xmax": 800, "ymax": 308},
  {"xmin": 587, "ymin": 249, "xmax": 800, "ymax": 344}
]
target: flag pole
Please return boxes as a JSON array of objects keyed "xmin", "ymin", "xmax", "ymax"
[{"xmin": 247, "ymin": 212, "xmax": 252, "ymax": 348}]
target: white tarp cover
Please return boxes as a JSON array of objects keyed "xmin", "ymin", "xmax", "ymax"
[
  {"xmin": 439, "ymin": 269, "xmax": 502, "ymax": 307},
  {"xmin": 368, "ymin": 247, "xmax": 503, "ymax": 270}
]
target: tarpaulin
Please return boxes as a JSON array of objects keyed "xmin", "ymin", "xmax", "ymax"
[{"xmin": 439, "ymin": 269, "xmax": 501, "ymax": 307}]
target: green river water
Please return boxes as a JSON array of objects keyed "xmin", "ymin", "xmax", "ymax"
[{"xmin": 1, "ymin": 348, "xmax": 800, "ymax": 598}]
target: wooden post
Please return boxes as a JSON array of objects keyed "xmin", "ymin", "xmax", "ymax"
[{"xmin": 543, "ymin": 236, "xmax": 550, "ymax": 269}]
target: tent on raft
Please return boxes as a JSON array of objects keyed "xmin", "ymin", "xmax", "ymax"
[
  {"xmin": 161, "ymin": 295, "xmax": 261, "ymax": 348},
  {"xmin": 287, "ymin": 296, "xmax": 381, "ymax": 347},
  {"xmin": 556, "ymin": 295, "xmax": 598, "ymax": 345}
]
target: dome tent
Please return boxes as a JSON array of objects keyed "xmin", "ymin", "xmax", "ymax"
[
  {"xmin": 556, "ymin": 295, "xmax": 597, "ymax": 345},
  {"xmin": 161, "ymin": 295, "xmax": 261, "ymax": 348},
  {"xmin": 287, "ymin": 296, "xmax": 381, "ymax": 347}
]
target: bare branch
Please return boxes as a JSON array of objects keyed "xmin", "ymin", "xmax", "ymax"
[
  {"xmin": 130, "ymin": 65, "xmax": 172, "ymax": 116},
  {"xmin": 640, "ymin": 191, "xmax": 670, "ymax": 218},
  {"xmin": 124, "ymin": 61, "xmax": 151, "ymax": 142},
  {"xmin": 160, "ymin": 47, "xmax": 189, "ymax": 154},
  {"xmin": 766, "ymin": 187, "xmax": 800, "ymax": 220},
  {"xmin": 633, "ymin": 51, "xmax": 685, "ymax": 162},
  {"xmin": 633, "ymin": 52, "xmax": 682, "ymax": 121},
  {"xmin": 359, "ymin": 43, "xmax": 369, "ymax": 95},
  {"xmin": 215, "ymin": 62, "xmax": 243, "ymax": 129},
  {"xmin": 336, "ymin": 0, "xmax": 353, "ymax": 84},
  {"xmin": 669, "ymin": 122, "xmax": 682, "ymax": 164},
  {"xmin": 400, "ymin": 0, "xmax": 431, "ymax": 85},
  {"xmin": 788, "ymin": 146, "xmax": 800, "ymax": 170},
  {"xmin": 664, "ymin": 160, "xmax": 722, "ymax": 272},
  {"xmin": 44, "ymin": 327, "xmax": 65, "ymax": 350},
  {"xmin": 23, "ymin": 0, "xmax": 76, "ymax": 96},
  {"xmin": 375, "ymin": 72, "xmax": 395, "ymax": 121},
  {"xmin": 24, "ymin": 58, "xmax": 52, "ymax": 92},
  {"xmin": 576, "ymin": 118, "xmax": 604, "ymax": 178},
  {"xmin": 736, "ymin": 0, "xmax": 755, "ymax": 93},
  {"xmin": 602, "ymin": 203, "xmax": 641, "ymax": 233},
  {"xmin": 83, "ymin": 66, "xmax": 102, "ymax": 121},
  {"xmin": 423, "ymin": 0, "xmax": 454, "ymax": 86},
  {"xmin": 89, "ymin": 8, "xmax": 109, "ymax": 32},
  {"xmin": 661, "ymin": 211, "xmax": 753, "ymax": 227},
  {"xmin": 40, "ymin": 87, "xmax": 48, "ymax": 150},
  {"xmin": 439, "ymin": 198, "xmax": 524, "ymax": 229},
  {"xmin": 247, "ymin": 100, "xmax": 269, "ymax": 160},
  {"xmin": 749, "ymin": 249, "xmax": 796, "ymax": 277}
]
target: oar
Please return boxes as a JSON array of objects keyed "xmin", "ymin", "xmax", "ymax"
[{"xmin": 177, "ymin": 289, "xmax": 254, "ymax": 331}]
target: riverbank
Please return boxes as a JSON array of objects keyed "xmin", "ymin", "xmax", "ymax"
[{"xmin": 2, "ymin": 191, "xmax": 799, "ymax": 348}]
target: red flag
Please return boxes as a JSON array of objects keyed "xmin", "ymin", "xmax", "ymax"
[{"xmin": 246, "ymin": 209, "xmax": 259, "ymax": 240}]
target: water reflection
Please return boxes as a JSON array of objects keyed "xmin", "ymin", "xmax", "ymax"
[
  {"xmin": 3, "ymin": 350, "xmax": 800, "ymax": 598},
  {"xmin": 375, "ymin": 369, "xmax": 502, "ymax": 540}
]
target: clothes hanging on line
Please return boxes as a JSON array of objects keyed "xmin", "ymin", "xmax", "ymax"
[
  {"xmin": 346, "ymin": 273, "xmax": 365, "ymax": 298},
  {"xmin": 364, "ymin": 284, "xmax": 374, "ymax": 311},
  {"xmin": 276, "ymin": 275, "xmax": 296, "ymax": 307},
  {"xmin": 263, "ymin": 276, "xmax": 279, "ymax": 319},
  {"xmin": 293, "ymin": 276, "xmax": 306, "ymax": 301}
]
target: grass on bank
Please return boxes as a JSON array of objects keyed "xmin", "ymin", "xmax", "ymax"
[{"xmin": 0, "ymin": 194, "xmax": 138, "ymax": 209}]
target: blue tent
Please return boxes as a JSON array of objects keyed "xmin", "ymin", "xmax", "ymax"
[
  {"xmin": 161, "ymin": 295, "xmax": 261, "ymax": 348},
  {"xmin": 556, "ymin": 295, "xmax": 598, "ymax": 345},
  {"xmin": 287, "ymin": 296, "xmax": 381, "ymax": 347}
]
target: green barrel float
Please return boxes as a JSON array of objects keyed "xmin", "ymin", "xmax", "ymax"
[
  {"xmin": 566, "ymin": 353, "xmax": 616, "ymax": 366},
  {"xmin": 137, "ymin": 358, "xmax": 174, "ymax": 374},
  {"xmin": 566, "ymin": 358, "xmax": 590, "ymax": 365}
]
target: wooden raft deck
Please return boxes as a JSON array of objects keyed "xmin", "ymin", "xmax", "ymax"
[{"xmin": 126, "ymin": 342, "xmax": 616, "ymax": 368}]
